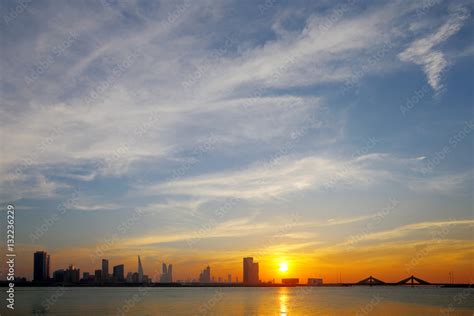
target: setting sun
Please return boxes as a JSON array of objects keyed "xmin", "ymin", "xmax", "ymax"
[{"xmin": 279, "ymin": 262, "xmax": 288, "ymax": 273}]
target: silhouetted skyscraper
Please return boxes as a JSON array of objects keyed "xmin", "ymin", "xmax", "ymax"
[
  {"xmin": 64, "ymin": 264, "xmax": 80, "ymax": 283},
  {"xmin": 243, "ymin": 257, "xmax": 259, "ymax": 284},
  {"xmin": 83, "ymin": 272, "xmax": 90, "ymax": 281},
  {"xmin": 113, "ymin": 264, "xmax": 125, "ymax": 282},
  {"xmin": 199, "ymin": 266, "xmax": 211, "ymax": 283},
  {"xmin": 160, "ymin": 262, "xmax": 173, "ymax": 283},
  {"xmin": 138, "ymin": 256, "xmax": 144, "ymax": 283},
  {"xmin": 94, "ymin": 269, "xmax": 102, "ymax": 281},
  {"xmin": 53, "ymin": 269, "xmax": 64, "ymax": 282},
  {"xmin": 126, "ymin": 272, "xmax": 133, "ymax": 283},
  {"xmin": 102, "ymin": 259, "xmax": 109, "ymax": 281},
  {"xmin": 33, "ymin": 251, "xmax": 49, "ymax": 282},
  {"xmin": 46, "ymin": 254, "xmax": 50, "ymax": 281},
  {"xmin": 132, "ymin": 272, "xmax": 139, "ymax": 283}
]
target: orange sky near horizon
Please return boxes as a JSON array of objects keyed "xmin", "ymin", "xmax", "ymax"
[{"xmin": 4, "ymin": 240, "xmax": 473, "ymax": 284}]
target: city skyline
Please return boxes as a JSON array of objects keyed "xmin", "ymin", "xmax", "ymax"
[
  {"xmin": 1, "ymin": 0, "xmax": 473, "ymax": 286},
  {"xmin": 16, "ymin": 250, "xmax": 469, "ymax": 285}
]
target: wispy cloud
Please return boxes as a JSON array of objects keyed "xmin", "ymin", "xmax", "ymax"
[
  {"xmin": 146, "ymin": 155, "xmax": 388, "ymax": 201},
  {"xmin": 399, "ymin": 5, "xmax": 470, "ymax": 92},
  {"xmin": 342, "ymin": 219, "xmax": 474, "ymax": 244}
]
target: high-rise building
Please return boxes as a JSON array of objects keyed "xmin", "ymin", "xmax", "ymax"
[
  {"xmin": 83, "ymin": 272, "xmax": 90, "ymax": 281},
  {"xmin": 33, "ymin": 251, "xmax": 49, "ymax": 282},
  {"xmin": 102, "ymin": 259, "xmax": 109, "ymax": 281},
  {"xmin": 199, "ymin": 266, "xmax": 211, "ymax": 283},
  {"xmin": 94, "ymin": 269, "xmax": 102, "ymax": 281},
  {"xmin": 161, "ymin": 263, "xmax": 167, "ymax": 282},
  {"xmin": 64, "ymin": 265, "xmax": 80, "ymax": 283},
  {"xmin": 168, "ymin": 264, "xmax": 173, "ymax": 282},
  {"xmin": 53, "ymin": 269, "xmax": 64, "ymax": 283},
  {"xmin": 243, "ymin": 257, "xmax": 259, "ymax": 284},
  {"xmin": 46, "ymin": 254, "xmax": 50, "ymax": 281},
  {"xmin": 228, "ymin": 274, "xmax": 232, "ymax": 283},
  {"xmin": 113, "ymin": 264, "xmax": 125, "ymax": 282},
  {"xmin": 132, "ymin": 272, "xmax": 139, "ymax": 283},
  {"xmin": 126, "ymin": 272, "xmax": 133, "ymax": 283},
  {"xmin": 160, "ymin": 262, "xmax": 173, "ymax": 283},
  {"xmin": 137, "ymin": 256, "xmax": 144, "ymax": 283}
]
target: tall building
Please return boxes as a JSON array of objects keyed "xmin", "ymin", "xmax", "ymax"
[
  {"xmin": 138, "ymin": 256, "xmax": 144, "ymax": 283},
  {"xmin": 168, "ymin": 264, "xmax": 172, "ymax": 282},
  {"xmin": 113, "ymin": 264, "xmax": 125, "ymax": 282},
  {"xmin": 199, "ymin": 266, "xmax": 211, "ymax": 283},
  {"xmin": 64, "ymin": 265, "xmax": 80, "ymax": 284},
  {"xmin": 126, "ymin": 272, "xmax": 133, "ymax": 283},
  {"xmin": 83, "ymin": 272, "xmax": 90, "ymax": 281},
  {"xmin": 46, "ymin": 254, "xmax": 50, "ymax": 281},
  {"xmin": 53, "ymin": 269, "xmax": 64, "ymax": 283},
  {"xmin": 243, "ymin": 257, "xmax": 259, "ymax": 284},
  {"xmin": 132, "ymin": 272, "xmax": 139, "ymax": 283},
  {"xmin": 94, "ymin": 269, "xmax": 102, "ymax": 281},
  {"xmin": 33, "ymin": 251, "xmax": 49, "ymax": 282},
  {"xmin": 162, "ymin": 263, "xmax": 167, "ymax": 275},
  {"xmin": 160, "ymin": 262, "xmax": 173, "ymax": 283},
  {"xmin": 102, "ymin": 259, "xmax": 109, "ymax": 281}
]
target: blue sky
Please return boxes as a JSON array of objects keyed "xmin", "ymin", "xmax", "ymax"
[{"xmin": 1, "ymin": 0, "xmax": 473, "ymax": 281}]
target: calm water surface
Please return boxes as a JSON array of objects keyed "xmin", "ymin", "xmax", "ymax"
[{"xmin": 4, "ymin": 286, "xmax": 473, "ymax": 315}]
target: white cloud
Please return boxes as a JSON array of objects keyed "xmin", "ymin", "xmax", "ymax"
[
  {"xmin": 344, "ymin": 219, "xmax": 474, "ymax": 243},
  {"xmin": 398, "ymin": 6, "xmax": 470, "ymax": 92},
  {"xmin": 147, "ymin": 155, "xmax": 389, "ymax": 201},
  {"xmin": 408, "ymin": 171, "xmax": 473, "ymax": 193},
  {"xmin": 74, "ymin": 203, "xmax": 119, "ymax": 211}
]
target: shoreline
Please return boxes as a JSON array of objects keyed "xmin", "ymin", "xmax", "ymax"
[{"xmin": 1, "ymin": 281, "xmax": 472, "ymax": 288}]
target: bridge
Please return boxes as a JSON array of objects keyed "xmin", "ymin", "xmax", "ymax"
[
  {"xmin": 355, "ymin": 275, "xmax": 431, "ymax": 286},
  {"xmin": 396, "ymin": 275, "xmax": 430, "ymax": 285},
  {"xmin": 357, "ymin": 275, "xmax": 385, "ymax": 286}
]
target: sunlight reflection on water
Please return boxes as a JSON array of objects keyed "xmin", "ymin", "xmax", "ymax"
[{"xmin": 279, "ymin": 287, "xmax": 288, "ymax": 315}]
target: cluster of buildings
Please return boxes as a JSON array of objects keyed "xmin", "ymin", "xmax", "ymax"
[
  {"xmin": 198, "ymin": 266, "xmax": 211, "ymax": 283},
  {"xmin": 190, "ymin": 265, "xmax": 234, "ymax": 284},
  {"xmin": 33, "ymin": 251, "xmax": 168, "ymax": 284},
  {"xmin": 32, "ymin": 251, "xmax": 323, "ymax": 285},
  {"xmin": 192, "ymin": 257, "xmax": 258, "ymax": 284}
]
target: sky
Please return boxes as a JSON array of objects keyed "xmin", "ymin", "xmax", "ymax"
[{"xmin": 0, "ymin": 0, "xmax": 473, "ymax": 283}]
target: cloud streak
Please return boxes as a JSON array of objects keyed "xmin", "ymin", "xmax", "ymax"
[{"xmin": 399, "ymin": 5, "xmax": 470, "ymax": 92}]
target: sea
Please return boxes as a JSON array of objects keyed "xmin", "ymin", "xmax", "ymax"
[{"xmin": 4, "ymin": 286, "xmax": 473, "ymax": 315}]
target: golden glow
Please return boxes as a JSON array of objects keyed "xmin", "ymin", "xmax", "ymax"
[
  {"xmin": 279, "ymin": 262, "xmax": 288, "ymax": 273},
  {"xmin": 279, "ymin": 287, "xmax": 288, "ymax": 315}
]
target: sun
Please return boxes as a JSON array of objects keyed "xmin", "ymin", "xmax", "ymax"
[{"xmin": 279, "ymin": 262, "xmax": 288, "ymax": 273}]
